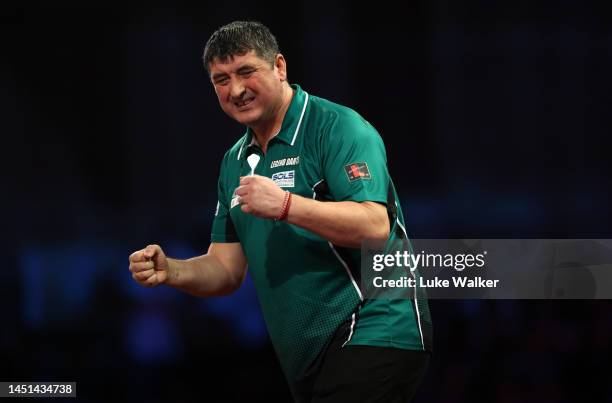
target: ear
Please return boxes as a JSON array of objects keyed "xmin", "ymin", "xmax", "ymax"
[{"xmin": 274, "ymin": 53, "xmax": 287, "ymax": 81}]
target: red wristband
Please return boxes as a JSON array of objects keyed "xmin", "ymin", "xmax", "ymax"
[{"xmin": 275, "ymin": 191, "xmax": 292, "ymax": 221}]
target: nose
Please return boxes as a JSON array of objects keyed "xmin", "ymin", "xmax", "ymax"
[{"xmin": 229, "ymin": 78, "xmax": 245, "ymax": 100}]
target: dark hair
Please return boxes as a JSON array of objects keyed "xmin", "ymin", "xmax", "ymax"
[{"xmin": 202, "ymin": 21, "xmax": 280, "ymax": 71}]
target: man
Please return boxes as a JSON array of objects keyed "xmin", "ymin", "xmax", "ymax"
[{"xmin": 129, "ymin": 21, "xmax": 432, "ymax": 402}]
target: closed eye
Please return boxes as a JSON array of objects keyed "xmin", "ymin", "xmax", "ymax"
[
  {"xmin": 214, "ymin": 76, "xmax": 229, "ymax": 85},
  {"xmin": 238, "ymin": 67, "xmax": 256, "ymax": 77}
]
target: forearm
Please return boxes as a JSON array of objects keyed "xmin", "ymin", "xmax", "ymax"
[
  {"xmin": 286, "ymin": 195, "xmax": 389, "ymax": 248},
  {"xmin": 165, "ymin": 254, "xmax": 241, "ymax": 297}
]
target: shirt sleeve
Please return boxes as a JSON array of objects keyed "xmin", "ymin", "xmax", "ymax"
[
  {"xmin": 322, "ymin": 111, "xmax": 390, "ymax": 204},
  {"xmin": 211, "ymin": 153, "xmax": 240, "ymax": 243}
]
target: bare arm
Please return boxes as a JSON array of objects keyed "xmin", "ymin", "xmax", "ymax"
[
  {"xmin": 129, "ymin": 242, "xmax": 247, "ymax": 297},
  {"xmin": 286, "ymin": 197, "xmax": 389, "ymax": 248},
  {"xmin": 235, "ymin": 175, "xmax": 390, "ymax": 248}
]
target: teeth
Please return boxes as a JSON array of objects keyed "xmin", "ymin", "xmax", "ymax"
[{"xmin": 237, "ymin": 98, "xmax": 253, "ymax": 107}]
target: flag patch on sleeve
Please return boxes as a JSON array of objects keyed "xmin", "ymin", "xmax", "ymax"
[{"xmin": 344, "ymin": 162, "xmax": 371, "ymax": 181}]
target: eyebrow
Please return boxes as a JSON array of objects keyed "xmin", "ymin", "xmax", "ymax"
[{"xmin": 237, "ymin": 65, "xmax": 256, "ymax": 73}]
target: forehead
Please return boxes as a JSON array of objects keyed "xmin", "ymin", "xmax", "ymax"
[{"xmin": 208, "ymin": 50, "xmax": 268, "ymax": 74}]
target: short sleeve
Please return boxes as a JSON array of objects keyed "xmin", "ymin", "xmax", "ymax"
[
  {"xmin": 322, "ymin": 113, "xmax": 389, "ymax": 204},
  {"xmin": 211, "ymin": 154, "xmax": 239, "ymax": 243}
]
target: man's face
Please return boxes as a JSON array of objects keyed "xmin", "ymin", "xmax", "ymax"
[{"xmin": 209, "ymin": 50, "xmax": 287, "ymax": 127}]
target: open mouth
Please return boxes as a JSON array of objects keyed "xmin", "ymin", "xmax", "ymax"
[{"xmin": 235, "ymin": 97, "xmax": 255, "ymax": 108}]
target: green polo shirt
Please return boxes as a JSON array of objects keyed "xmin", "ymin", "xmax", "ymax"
[{"xmin": 211, "ymin": 85, "xmax": 432, "ymax": 393}]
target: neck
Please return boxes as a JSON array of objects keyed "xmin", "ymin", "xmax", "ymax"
[{"xmin": 251, "ymin": 83, "xmax": 294, "ymax": 152}]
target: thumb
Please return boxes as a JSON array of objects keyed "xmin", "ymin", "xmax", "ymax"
[{"xmin": 144, "ymin": 244, "xmax": 161, "ymax": 259}]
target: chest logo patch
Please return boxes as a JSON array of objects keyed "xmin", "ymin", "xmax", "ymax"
[
  {"xmin": 270, "ymin": 156, "xmax": 300, "ymax": 168},
  {"xmin": 271, "ymin": 170, "xmax": 295, "ymax": 188},
  {"xmin": 345, "ymin": 162, "xmax": 372, "ymax": 181}
]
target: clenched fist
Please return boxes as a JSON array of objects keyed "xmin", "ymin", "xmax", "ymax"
[
  {"xmin": 129, "ymin": 244, "xmax": 169, "ymax": 287},
  {"xmin": 235, "ymin": 175, "xmax": 287, "ymax": 219}
]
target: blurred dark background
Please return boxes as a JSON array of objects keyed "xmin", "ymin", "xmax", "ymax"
[{"xmin": 2, "ymin": 1, "xmax": 612, "ymax": 402}]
